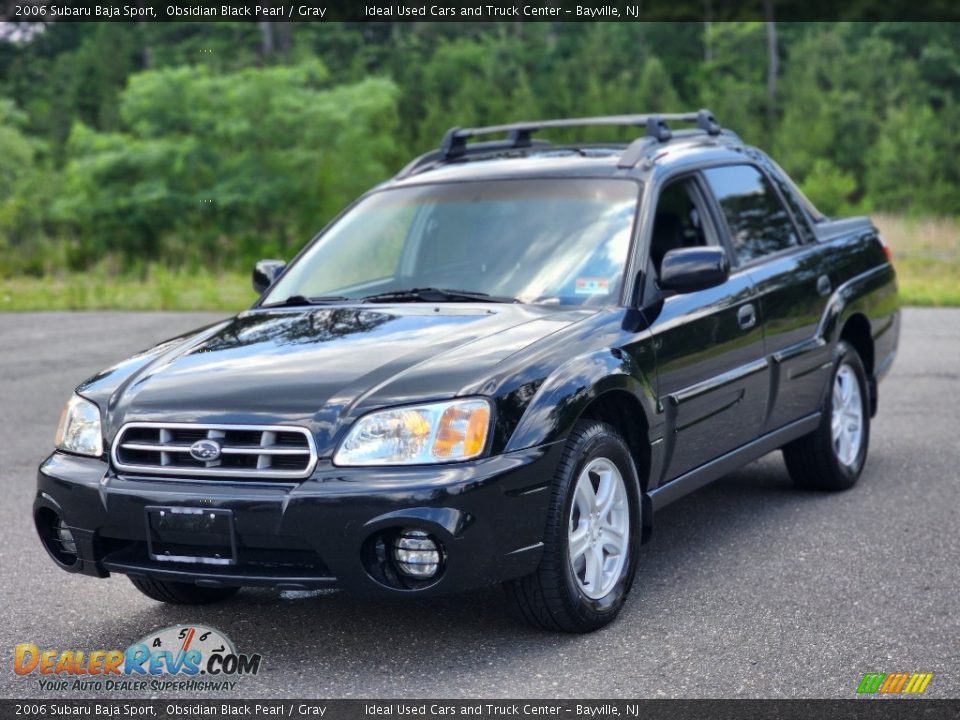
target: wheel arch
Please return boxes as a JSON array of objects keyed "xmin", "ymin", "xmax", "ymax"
[
  {"xmin": 840, "ymin": 312, "xmax": 874, "ymax": 377},
  {"xmin": 504, "ymin": 349, "xmax": 655, "ymax": 452},
  {"xmin": 502, "ymin": 348, "xmax": 656, "ymax": 537},
  {"xmin": 840, "ymin": 312, "xmax": 877, "ymax": 415},
  {"xmin": 817, "ymin": 263, "xmax": 889, "ymax": 418},
  {"xmin": 578, "ymin": 390, "xmax": 652, "ymax": 494}
]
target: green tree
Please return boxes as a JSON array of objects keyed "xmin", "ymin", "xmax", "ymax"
[
  {"xmin": 799, "ymin": 160, "xmax": 857, "ymax": 217},
  {"xmin": 696, "ymin": 22, "xmax": 769, "ymax": 145},
  {"xmin": 54, "ymin": 61, "xmax": 399, "ymax": 270},
  {"xmin": 866, "ymin": 104, "xmax": 960, "ymax": 215},
  {"xmin": 773, "ymin": 25, "xmax": 925, "ymax": 205},
  {"xmin": 637, "ymin": 57, "xmax": 681, "ymax": 112},
  {"xmin": 0, "ymin": 98, "xmax": 56, "ymax": 275}
]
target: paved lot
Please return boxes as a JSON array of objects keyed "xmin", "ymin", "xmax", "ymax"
[{"xmin": 0, "ymin": 309, "xmax": 957, "ymax": 699}]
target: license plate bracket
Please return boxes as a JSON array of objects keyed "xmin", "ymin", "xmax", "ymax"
[{"xmin": 145, "ymin": 506, "xmax": 237, "ymax": 566}]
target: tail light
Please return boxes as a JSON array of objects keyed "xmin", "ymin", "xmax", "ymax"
[{"xmin": 877, "ymin": 234, "xmax": 894, "ymax": 264}]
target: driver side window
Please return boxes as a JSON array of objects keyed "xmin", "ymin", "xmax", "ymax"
[{"xmin": 650, "ymin": 178, "xmax": 714, "ymax": 279}]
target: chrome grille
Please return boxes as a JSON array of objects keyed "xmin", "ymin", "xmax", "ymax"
[{"xmin": 112, "ymin": 423, "xmax": 317, "ymax": 480}]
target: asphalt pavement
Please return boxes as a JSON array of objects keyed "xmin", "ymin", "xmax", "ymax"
[{"xmin": 0, "ymin": 308, "xmax": 957, "ymax": 699}]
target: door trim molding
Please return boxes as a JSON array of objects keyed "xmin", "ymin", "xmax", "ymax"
[{"xmin": 668, "ymin": 357, "xmax": 769, "ymax": 406}]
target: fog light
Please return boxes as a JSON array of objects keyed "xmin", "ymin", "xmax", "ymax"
[
  {"xmin": 393, "ymin": 529, "xmax": 441, "ymax": 578},
  {"xmin": 55, "ymin": 517, "xmax": 77, "ymax": 558}
]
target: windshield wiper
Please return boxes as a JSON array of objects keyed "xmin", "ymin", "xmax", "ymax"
[
  {"xmin": 360, "ymin": 287, "xmax": 519, "ymax": 304},
  {"xmin": 261, "ymin": 294, "xmax": 352, "ymax": 308}
]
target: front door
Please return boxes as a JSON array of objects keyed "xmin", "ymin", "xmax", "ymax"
[{"xmin": 639, "ymin": 176, "xmax": 769, "ymax": 483}]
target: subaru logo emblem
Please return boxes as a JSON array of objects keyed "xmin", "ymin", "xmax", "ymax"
[{"xmin": 190, "ymin": 439, "xmax": 222, "ymax": 462}]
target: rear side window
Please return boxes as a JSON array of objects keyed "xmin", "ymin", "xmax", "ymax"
[
  {"xmin": 703, "ymin": 165, "xmax": 799, "ymax": 264},
  {"xmin": 766, "ymin": 165, "xmax": 817, "ymax": 244}
]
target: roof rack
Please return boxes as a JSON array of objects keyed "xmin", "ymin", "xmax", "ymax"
[{"xmin": 395, "ymin": 109, "xmax": 721, "ymax": 178}]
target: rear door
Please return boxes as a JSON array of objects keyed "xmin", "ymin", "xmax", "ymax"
[
  {"xmin": 639, "ymin": 175, "xmax": 768, "ymax": 482},
  {"xmin": 700, "ymin": 162, "xmax": 834, "ymax": 433}
]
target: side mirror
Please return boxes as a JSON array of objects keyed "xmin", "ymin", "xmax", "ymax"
[
  {"xmin": 252, "ymin": 259, "xmax": 286, "ymax": 295},
  {"xmin": 658, "ymin": 246, "xmax": 730, "ymax": 293}
]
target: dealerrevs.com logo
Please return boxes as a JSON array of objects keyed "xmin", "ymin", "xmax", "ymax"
[{"xmin": 14, "ymin": 625, "xmax": 262, "ymax": 693}]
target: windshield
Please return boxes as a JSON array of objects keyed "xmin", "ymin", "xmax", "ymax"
[{"xmin": 262, "ymin": 178, "xmax": 640, "ymax": 307}]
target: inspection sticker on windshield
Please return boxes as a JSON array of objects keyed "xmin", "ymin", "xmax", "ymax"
[{"xmin": 575, "ymin": 277, "xmax": 609, "ymax": 295}]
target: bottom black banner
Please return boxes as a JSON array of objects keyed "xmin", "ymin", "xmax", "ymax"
[{"xmin": 2, "ymin": 699, "xmax": 959, "ymax": 720}]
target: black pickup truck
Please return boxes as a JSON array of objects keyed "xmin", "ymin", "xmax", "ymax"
[{"xmin": 35, "ymin": 110, "xmax": 898, "ymax": 632}]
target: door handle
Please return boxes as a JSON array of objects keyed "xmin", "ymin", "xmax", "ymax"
[
  {"xmin": 817, "ymin": 274, "xmax": 832, "ymax": 297},
  {"xmin": 737, "ymin": 303, "xmax": 757, "ymax": 330}
]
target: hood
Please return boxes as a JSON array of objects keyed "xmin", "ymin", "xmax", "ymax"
[{"xmin": 92, "ymin": 304, "xmax": 592, "ymax": 456}]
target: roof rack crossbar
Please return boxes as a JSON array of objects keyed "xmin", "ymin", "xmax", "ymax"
[
  {"xmin": 396, "ymin": 109, "xmax": 722, "ymax": 178},
  {"xmin": 440, "ymin": 108, "xmax": 721, "ymax": 159}
]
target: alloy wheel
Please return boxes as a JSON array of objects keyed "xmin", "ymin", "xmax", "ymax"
[
  {"xmin": 567, "ymin": 457, "xmax": 630, "ymax": 599},
  {"xmin": 831, "ymin": 363, "xmax": 864, "ymax": 468}
]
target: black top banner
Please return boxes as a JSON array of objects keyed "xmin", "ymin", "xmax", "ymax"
[{"xmin": 3, "ymin": 0, "xmax": 960, "ymax": 22}]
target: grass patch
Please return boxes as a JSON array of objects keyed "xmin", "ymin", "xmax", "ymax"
[
  {"xmin": 873, "ymin": 214, "xmax": 960, "ymax": 307},
  {"xmin": 0, "ymin": 267, "xmax": 254, "ymax": 312}
]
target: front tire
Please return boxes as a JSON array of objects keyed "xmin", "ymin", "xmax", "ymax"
[
  {"xmin": 129, "ymin": 576, "xmax": 240, "ymax": 605},
  {"xmin": 507, "ymin": 420, "xmax": 641, "ymax": 633},
  {"xmin": 783, "ymin": 340, "xmax": 870, "ymax": 491}
]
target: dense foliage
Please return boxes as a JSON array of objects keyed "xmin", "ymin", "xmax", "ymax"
[{"xmin": 1, "ymin": 21, "xmax": 958, "ymax": 277}]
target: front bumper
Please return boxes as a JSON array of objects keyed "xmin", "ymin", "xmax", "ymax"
[{"xmin": 34, "ymin": 443, "xmax": 562, "ymax": 597}]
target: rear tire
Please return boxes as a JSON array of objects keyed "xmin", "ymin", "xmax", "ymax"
[
  {"xmin": 783, "ymin": 340, "xmax": 870, "ymax": 491},
  {"xmin": 129, "ymin": 576, "xmax": 240, "ymax": 605},
  {"xmin": 507, "ymin": 420, "xmax": 641, "ymax": 633}
]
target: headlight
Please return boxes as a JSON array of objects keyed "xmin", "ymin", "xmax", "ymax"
[
  {"xmin": 55, "ymin": 394, "xmax": 103, "ymax": 457},
  {"xmin": 334, "ymin": 399, "xmax": 492, "ymax": 466}
]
